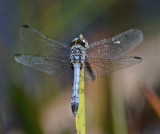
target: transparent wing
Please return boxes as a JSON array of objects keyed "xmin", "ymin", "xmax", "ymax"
[
  {"xmin": 86, "ymin": 29, "xmax": 143, "ymax": 59},
  {"xmin": 84, "ymin": 56, "xmax": 142, "ymax": 80},
  {"xmin": 14, "ymin": 54, "xmax": 74, "ymax": 81},
  {"xmin": 18, "ymin": 25, "xmax": 70, "ymax": 58}
]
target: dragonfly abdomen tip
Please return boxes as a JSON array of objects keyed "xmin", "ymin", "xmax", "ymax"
[{"xmin": 71, "ymin": 102, "xmax": 79, "ymax": 117}]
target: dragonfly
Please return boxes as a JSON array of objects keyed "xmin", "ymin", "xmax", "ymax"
[{"xmin": 14, "ymin": 25, "xmax": 143, "ymax": 116}]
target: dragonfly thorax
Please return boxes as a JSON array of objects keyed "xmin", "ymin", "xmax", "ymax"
[
  {"xmin": 70, "ymin": 45, "xmax": 85, "ymax": 66},
  {"xmin": 70, "ymin": 35, "xmax": 88, "ymax": 66}
]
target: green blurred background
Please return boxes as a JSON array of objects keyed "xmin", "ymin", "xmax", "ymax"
[{"xmin": 1, "ymin": 0, "xmax": 160, "ymax": 134}]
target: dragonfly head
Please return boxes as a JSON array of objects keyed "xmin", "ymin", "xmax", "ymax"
[{"xmin": 71, "ymin": 35, "xmax": 89, "ymax": 48}]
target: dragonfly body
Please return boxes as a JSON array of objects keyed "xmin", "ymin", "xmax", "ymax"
[
  {"xmin": 70, "ymin": 35, "xmax": 88, "ymax": 116},
  {"xmin": 14, "ymin": 25, "xmax": 143, "ymax": 116}
]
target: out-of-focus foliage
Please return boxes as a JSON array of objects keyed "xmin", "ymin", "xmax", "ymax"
[{"xmin": 1, "ymin": 0, "xmax": 160, "ymax": 134}]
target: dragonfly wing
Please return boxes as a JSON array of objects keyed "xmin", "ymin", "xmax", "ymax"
[
  {"xmin": 84, "ymin": 56, "xmax": 142, "ymax": 80},
  {"xmin": 86, "ymin": 29, "xmax": 143, "ymax": 59},
  {"xmin": 18, "ymin": 25, "xmax": 70, "ymax": 57},
  {"xmin": 14, "ymin": 54, "xmax": 74, "ymax": 81}
]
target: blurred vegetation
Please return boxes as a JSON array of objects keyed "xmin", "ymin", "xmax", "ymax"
[{"xmin": 0, "ymin": 0, "xmax": 160, "ymax": 134}]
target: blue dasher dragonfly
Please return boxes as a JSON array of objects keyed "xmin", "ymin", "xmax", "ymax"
[{"xmin": 14, "ymin": 25, "xmax": 143, "ymax": 116}]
